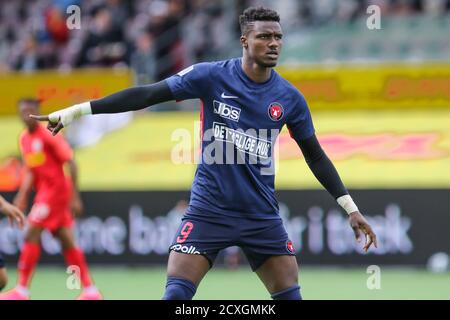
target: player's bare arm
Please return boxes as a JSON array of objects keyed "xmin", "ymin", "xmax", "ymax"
[
  {"xmin": 296, "ymin": 134, "xmax": 378, "ymax": 252},
  {"xmin": 30, "ymin": 80, "xmax": 174, "ymax": 135},
  {"xmin": 67, "ymin": 159, "xmax": 83, "ymax": 217},
  {"xmin": 13, "ymin": 168, "xmax": 33, "ymax": 213},
  {"xmin": 0, "ymin": 196, "xmax": 26, "ymax": 228}
]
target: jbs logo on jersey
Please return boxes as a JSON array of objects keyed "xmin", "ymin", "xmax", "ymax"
[{"xmin": 213, "ymin": 100, "xmax": 241, "ymax": 122}]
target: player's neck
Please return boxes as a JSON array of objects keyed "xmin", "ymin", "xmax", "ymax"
[
  {"xmin": 241, "ymin": 58, "xmax": 272, "ymax": 83},
  {"xmin": 27, "ymin": 124, "xmax": 39, "ymax": 133}
]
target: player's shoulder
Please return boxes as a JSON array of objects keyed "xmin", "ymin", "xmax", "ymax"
[
  {"xmin": 210, "ymin": 58, "xmax": 237, "ymax": 68},
  {"xmin": 209, "ymin": 58, "xmax": 243, "ymax": 81},
  {"xmin": 198, "ymin": 58, "xmax": 237, "ymax": 74},
  {"xmin": 276, "ymin": 73, "xmax": 308, "ymax": 105},
  {"xmin": 176, "ymin": 58, "xmax": 237, "ymax": 79},
  {"xmin": 175, "ymin": 60, "xmax": 219, "ymax": 78},
  {"xmin": 276, "ymin": 73, "xmax": 302, "ymax": 96},
  {"xmin": 19, "ymin": 129, "xmax": 28, "ymax": 140},
  {"xmin": 18, "ymin": 129, "xmax": 29, "ymax": 146}
]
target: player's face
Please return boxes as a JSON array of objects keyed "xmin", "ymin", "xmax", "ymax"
[
  {"xmin": 243, "ymin": 21, "xmax": 283, "ymax": 68},
  {"xmin": 18, "ymin": 102, "xmax": 39, "ymax": 131}
]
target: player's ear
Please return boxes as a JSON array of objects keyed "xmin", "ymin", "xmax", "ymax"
[{"xmin": 240, "ymin": 35, "xmax": 248, "ymax": 49}]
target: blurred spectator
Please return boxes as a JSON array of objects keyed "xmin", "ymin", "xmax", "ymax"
[
  {"xmin": 423, "ymin": 0, "xmax": 449, "ymax": 15},
  {"xmin": 45, "ymin": 4, "xmax": 71, "ymax": 44},
  {"xmin": 391, "ymin": 0, "xmax": 418, "ymax": 15},
  {"xmin": 76, "ymin": 5, "xmax": 129, "ymax": 67},
  {"xmin": 105, "ymin": 0, "xmax": 132, "ymax": 30},
  {"xmin": 0, "ymin": 0, "xmax": 449, "ymax": 74},
  {"xmin": 131, "ymin": 31, "xmax": 156, "ymax": 84},
  {"xmin": 150, "ymin": 0, "xmax": 187, "ymax": 80},
  {"xmin": 366, "ymin": 0, "xmax": 391, "ymax": 16},
  {"xmin": 184, "ymin": 0, "xmax": 230, "ymax": 62},
  {"xmin": 13, "ymin": 35, "xmax": 47, "ymax": 72}
]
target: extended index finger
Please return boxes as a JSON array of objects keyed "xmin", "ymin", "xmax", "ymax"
[{"xmin": 30, "ymin": 114, "xmax": 49, "ymax": 121}]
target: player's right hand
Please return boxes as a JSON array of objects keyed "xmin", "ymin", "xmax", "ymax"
[
  {"xmin": 30, "ymin": 112, "xmax": 65, "ymax": 136},
  {"xmin": 0, "ymin": 200, "xmax": 26, "ymax": 229},
  {"xmin": 30, "ymin": 104, "xmax": 88, "ymax": 135}
]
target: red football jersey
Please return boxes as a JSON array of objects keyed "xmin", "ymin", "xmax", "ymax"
[{"xmin": 19, "ymin": 124, "xmax": 73, "ymax": 204}]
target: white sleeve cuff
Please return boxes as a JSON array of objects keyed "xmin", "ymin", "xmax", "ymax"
[
  {"xmin": 337, "ymin": 194, "xmax": 359, "ymax": 215},
  {"xmin": 79, "ymin": 101, "xmax": 92, "ymax": 116},
  {"xmin": 49, "ymin": 102, "xmax": 92, "ymax": 126}
]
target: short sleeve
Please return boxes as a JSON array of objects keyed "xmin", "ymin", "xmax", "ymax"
[
  {"xmin": 165, "ymin": 63, "xmax": 212, "ymax": 100},
  {"xmin": 286, "ymin": 93, "xmax": 315, "ymax": 142}
]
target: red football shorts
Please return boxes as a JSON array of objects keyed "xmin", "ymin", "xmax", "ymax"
[{"xmin": 28, "ymin": 201, "xmax": 74, "ymax": 233}]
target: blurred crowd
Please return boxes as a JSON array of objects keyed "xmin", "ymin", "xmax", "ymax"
[
  {"xmin": 0, "ymin": 0, "xmax": 242, "ymax": 83},
  {"xmin": 295, "ymin": 0, "xmax": 450, "ymax": 27},
  {"xmin": 0, "ymin": 0, "xmax": 449, "ymax": 81}
]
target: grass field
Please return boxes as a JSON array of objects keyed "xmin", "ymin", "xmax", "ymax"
[{"xmin": 2, "ymin": 266, "xmax": 449, "ymax": 300}]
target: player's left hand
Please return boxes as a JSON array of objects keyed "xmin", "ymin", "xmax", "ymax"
[
  {"xmin": 0, "ymin": 201, "xmax": 26, "ymax": 229},
  {"xmin": 348, "ymin": 211, "xmax": 377, "ymax": 252},
  {"xmin": 71, "ymin": 192, "xmax": 84, "ymax": 217}
]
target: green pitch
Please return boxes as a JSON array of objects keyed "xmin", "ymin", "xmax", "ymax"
[{"xmin": 2, "ymin": 266, "xmax": 449, "ymax": 300}]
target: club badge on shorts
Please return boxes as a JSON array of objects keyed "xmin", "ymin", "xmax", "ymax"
[
  {"xmin": 286, "ymin": 240, "xmax": 294, "ymax": 253},
  {"xmin": 268, "ymin": 102, "xmax": 284, "ymax": 121}
]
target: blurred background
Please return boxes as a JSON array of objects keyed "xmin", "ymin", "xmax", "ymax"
[{"xmin": 0, "ymin": 0, "xmax": 449, "ymax": 299}]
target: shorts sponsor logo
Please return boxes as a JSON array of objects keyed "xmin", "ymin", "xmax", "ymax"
[
  {"xmin": 170, "ymin": 244, "xmax": 201, "ymax": 255},
  {"xmin": 213, "ymin": 100, "xmax": 241, "ymax": 122},
  {"xmin": 268, "ymin": 102, "xmax": 284, "ymax": 121}
]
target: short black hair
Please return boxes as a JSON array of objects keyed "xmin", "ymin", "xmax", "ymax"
[
  {"xmin": 239, "ymin": 6, "xmax": 280, "ymax": 35},
  {"xmin": 17, "ymin": 97, "xmax": 40, "ymax": 108}
]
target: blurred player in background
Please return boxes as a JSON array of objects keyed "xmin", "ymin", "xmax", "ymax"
[
  {"xmin": 32, "ymin": 7, "xmax": 377, "ymax": 300},
  {"xmin": 0, "ymin": 98, "xmax": 101, "ymax": 300},
  {"xmin": 0, "ymin": 196, "xmax": 26, "ymax": 291}
]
